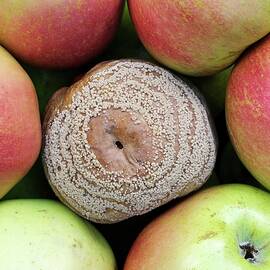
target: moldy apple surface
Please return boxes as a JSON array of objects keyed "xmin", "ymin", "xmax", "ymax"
[{"xmin": 43, "ymin": 59, "xmax": 217, "ymax": 223}]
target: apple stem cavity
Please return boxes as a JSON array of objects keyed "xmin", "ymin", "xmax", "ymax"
[
  {"xmin": 115, "ymin": 141, "xmax": 124, "ymax": 149},
  {"xmin": 239, "ymin": 242, "xmax": 259, "ymax": 263}
]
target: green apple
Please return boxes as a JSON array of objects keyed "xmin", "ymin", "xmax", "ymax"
[
  {"xmin": 23, "ymin": 64, "xmax": 79, "ymax": 115},
  {"xmin": 0, "ymin": 199, "xmax": 117, "ymax": 269},
  {"xmin": 124, "ymin": 184, "xmax": 270, "ymax": 270},
  {"xmin": 191, "ymin": 66, "xmax": 233, "ymax": 117},
  {"xmin": 100, "ymin": 2, "xmax": 151, "ymax": 60}
]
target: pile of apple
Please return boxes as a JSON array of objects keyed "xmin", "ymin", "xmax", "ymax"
[{"xmin": 1, "ymin": 1, "xmax": 270, "ymax": 269}]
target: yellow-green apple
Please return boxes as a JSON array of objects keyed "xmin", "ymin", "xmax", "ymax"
[
  {"xmin": 0, "ymin": 199, "xmax": 117, "ymax": 269},
  {"xmin": 0, "ymin": 46, "xmax": 41, "ymax": 198},
  {"xmin": 226, "ymin": 34, "xmax": 270, "ymax": 190},
  {"xmin": 128, "ymin": 0, "xmax": 270, "ymax": 76},
  {"xmin": 124, "ymin": 184, "xmax": 270, "ymax": 270},
  {"xmin": 0, "ymin": 0, "xmax": 124, "ymax": 69}
]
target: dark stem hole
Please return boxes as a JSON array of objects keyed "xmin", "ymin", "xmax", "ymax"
[
  {"xmin": 115, "ymin": 141, "xmax": 124, "ymax": 149},
  {"xmin": 240, "ymin": 243, "xmax": 258, "ymax": 263}
]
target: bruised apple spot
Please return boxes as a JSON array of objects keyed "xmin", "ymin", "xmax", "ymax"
[{"xmin": 87, "ymin": 109, "xmax": 160, "ymax": 177}]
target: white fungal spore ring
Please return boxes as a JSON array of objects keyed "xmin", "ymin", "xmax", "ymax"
[{"xmin": 43, "ymin": 60, "xmax": 217, "ymax": 223}]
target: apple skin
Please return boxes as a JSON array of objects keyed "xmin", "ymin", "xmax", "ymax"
[
  {"xmin": 0, "ymin": 0, "xmax": 124, "ymax": 69},
  {"xmin": 0, "ymin": 199, "xmax": 117, "ymax": 269},
  {"xmin": 124, "ymin": 184, "xmax": 270, "ymax": 270},
  {"xmin": 0, "ymin": 46, "xmax": 41, "ymax": 198},
  {"xmin": 226, "ymin": 34, "xmax": 270, "ymax": 190},
  {"xmin": 128, "ymin": 0, "xmax": 270, "ymax": 76},
  {"xmin": 1, "ymin": 64, "xmax": 78, "ymax": 200}
]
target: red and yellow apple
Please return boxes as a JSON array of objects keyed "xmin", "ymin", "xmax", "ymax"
[
  {"xmin": 124, "ymin": 184, "xmax": 270, "ymax": 270},
  {"xmin": 0, "ymin": 0, "xmax": 124, "ymax": 68},
  {"xmin": 128, "ymin": 0, "xmax": 270, "ymax": 76},
  {"xmin": 226, "ymin": 34, "xmax": 270, "ymax": 190},
  {"xmin": 0, "ymin": 46, "xmax": 41, "ymax": 198}
]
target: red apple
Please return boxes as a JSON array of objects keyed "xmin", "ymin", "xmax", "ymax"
[
  {"xmin": 0, "ymin": 46, "xmax": 41, "ymax": 198},
  {"xmin": 128, "ymin": 0, "xmax": 270, "ymax": 76},
  {"xmin": 226, "ymin": 34, "xmax": 270, "ymax": 190},
  {"xmin": 0, "ymin": 0, "xmax": 124, "ymax": 69}
]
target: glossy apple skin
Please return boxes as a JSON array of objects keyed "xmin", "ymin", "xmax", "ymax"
[
  {"xmin": 226, "ymin": 35, "xmax": 270, "ymax": 190},
  {"xmin": 124, "ymin": 184, "xmax": 270, "ymax": 270},
  {"xmin": 128, "ymin": 0, "xmax": 270, "ymax": 76},
  {"xmin": 0, "ymin": 199, "xmax": 117, "ymax": 269},
  {"xmin": 0, "ymin": 46, "xmax": 41, "ymax": 198},
  {"xmin": 0, "ymin": 0, "xmax": 124, "ymax": 69}
]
